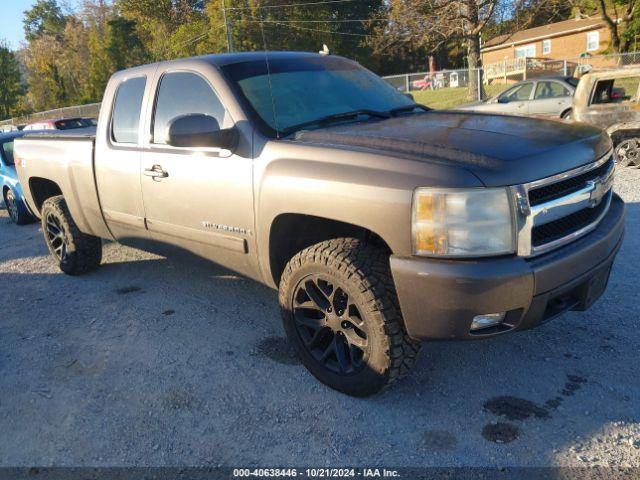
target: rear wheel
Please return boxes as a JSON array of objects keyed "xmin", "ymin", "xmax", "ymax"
[
  {"xmin": 4, "ymin": 188, "xmax": 33, "ymax": 225},
  {"xmin": 41, "ymin": 195, "xmax": 102, "ymax": 275},
  {"xmin": 278, "ymin": 238, "xmax": 421, "ymax": 396},
  {"xmin": 615, "ymin": 138, "xmax": 640, "ymax": 167}
]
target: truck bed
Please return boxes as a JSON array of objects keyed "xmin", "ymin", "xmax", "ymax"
[
  {"xmin": 14, "ymin": 127, "xmax": 112, "ymax": 240},
  {"xmin": 22, "ymin": 126, "xmax": 97, "ymax": 140}
]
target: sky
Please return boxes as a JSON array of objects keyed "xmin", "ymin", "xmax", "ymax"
[{"xmin": 2, "ymin": 0, "xmax": 82, "ymax": 50}]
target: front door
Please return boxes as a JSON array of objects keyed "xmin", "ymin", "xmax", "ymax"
[
  {"xmin": 140, "ymin": 69, "xmax": 256, "ymax": 278},
  {"xmin": 491, "ymin": 82, "xmax": 533, "ymax": 115}
]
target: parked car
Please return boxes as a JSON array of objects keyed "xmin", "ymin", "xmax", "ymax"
[
  {"xmin": 23, "ymin": 117, "xmax": 96, "ymax": 131},
  {"xmin": 572, "ymin": 67, "xmax": 640, "ymax": 167},
  {"xmin": 0, "ymin": 124, "xmax": 19, "ymax": 133},
  {"xmin": 457, "ymin": 76, "xmax": 578, "ymax": 119},
  {"xmin": 15, "ymin": 52, "xmax": 624, "ymax": 396},
  {"xmin": 0, "ymin": 131, "xmax": 36, "ymax": 225}
]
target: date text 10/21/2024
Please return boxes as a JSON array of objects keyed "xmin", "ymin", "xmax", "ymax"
[{"xmin": 232, "ymin": 468, "xmax": 401, "ymax": 478}]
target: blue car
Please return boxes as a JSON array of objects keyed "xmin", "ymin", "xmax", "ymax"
[{"xmin": 1, "ymin": 131, "xmax": 35, "ymax": 225}]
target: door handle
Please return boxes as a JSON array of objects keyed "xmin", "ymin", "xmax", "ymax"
[{"xmin": 144, "ymin": 165, "xmax": 168, "ymax": 180}]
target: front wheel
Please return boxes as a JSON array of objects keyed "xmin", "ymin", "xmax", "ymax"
[
  {"xmin": 41, "ymin": 195, "xmax": 102, "ymax": 275},
  {"xmin": 278, "ymin": 238, "xmax": 421, "ymax": 396}
]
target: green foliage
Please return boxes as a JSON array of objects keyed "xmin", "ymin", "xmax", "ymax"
[
  {"xmin": 6, "ymin": 0, "xmax": 639, "ymax": 121},
  {"xmin": 23, "ymin": 0, "xmax": 66, "ymax": 42},
  {"xmin": 0, "ymin": 42, "xmax": 25, "ymax": 119}
]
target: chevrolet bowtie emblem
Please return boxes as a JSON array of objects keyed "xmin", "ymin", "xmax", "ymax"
[{"xmin": 588, "ymin": 173, "xmax": 613, "ymax": 207}]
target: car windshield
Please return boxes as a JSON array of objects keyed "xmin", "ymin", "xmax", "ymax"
[
  {"xmin": 55, "ymin": 118, "xmax": 87, "ymax": 130},
  {"xmin": 221, "ymin": 56, "xmax": 415, "ymax": 137},
  {"xmin": 1, "ymin": 141, "xmax": 14, "ymax": 165}
]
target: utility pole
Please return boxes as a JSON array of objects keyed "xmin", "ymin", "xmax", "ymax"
[{"xmin": 221, "ymin": 0, "xmax": 234, "ymax": 53}]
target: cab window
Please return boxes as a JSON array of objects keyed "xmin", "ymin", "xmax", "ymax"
[
  {"xmin": 111, "ymin": 76, "xmax": 147, "ymax": 144},
  {"xmin": 591, "ymin": 77, "xmax": 640, "ymax": 105},
  {"xmin": 534, "ymin": 81, "xmax": 570, "ymax": 100},
  {"xmin": 498, "ymin": 83, "xmax": 533, "ymax": 102},
  {"xmin": 152, "ymin": 72, "xmax": 226, "ymax": 145}
]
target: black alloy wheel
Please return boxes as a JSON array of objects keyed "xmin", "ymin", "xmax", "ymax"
[{"xmin": 292, "ymin": 275, "xmax": 369, "ymax": 375}]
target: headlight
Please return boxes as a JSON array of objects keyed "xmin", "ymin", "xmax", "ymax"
[{"xmin": 412, "ymin": 187, "xmax": 515, "ymax": 257}]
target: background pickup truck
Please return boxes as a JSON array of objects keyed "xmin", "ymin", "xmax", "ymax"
[{"xmin": 15, "ymin": 52, "xmax": 625, "ymax": 396}]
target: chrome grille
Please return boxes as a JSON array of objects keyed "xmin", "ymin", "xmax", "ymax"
[
  {"xmin": 513, "ymin": 152, "xmax": 614, "ymax": 257},
  {"xmin": 528, "ymin": 158, "xmax": 614, "ymax": 207}
]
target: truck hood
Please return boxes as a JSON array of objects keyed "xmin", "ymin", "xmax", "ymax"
[{"xmin": 292, "ymin": 111, "xmax": 611, "ymax": 187}]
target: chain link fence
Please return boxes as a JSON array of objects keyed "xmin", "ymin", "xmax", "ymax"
[
  {"xmin": 383, "ymin": 51, "xmax": 640, "ymax": 110},
  {"xmin": 0, "ymin": 103, "xmax": 101, "ymax": 128}
]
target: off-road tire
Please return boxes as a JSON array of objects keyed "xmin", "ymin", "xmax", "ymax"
[
  {"xmin": 279, "ymin": 237, "xmax": 421, "ymax": 396},
  {"xmin": 41, "ymin": 195, "xmax": 102, "ymax": 275},
  {"xmin": 4, "ymin": 188, "xmax": 33, "ymax": 225}
]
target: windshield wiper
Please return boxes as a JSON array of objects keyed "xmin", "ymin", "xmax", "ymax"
[
  {"xmin": 387, "ymin": 104, "xmax": 431, "ymax": 116},
  {"xmin": 281, "ymin": 109, "xmax": 390, "ymax": 136}
]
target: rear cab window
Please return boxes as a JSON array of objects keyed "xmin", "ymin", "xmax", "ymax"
[
  {"xmin": 111, "ymin": 76, "xmax": 147, "ymax": 144},
  {"xmin": 591, "ymin": 76, "xmax": 640, "ymax": 105}
]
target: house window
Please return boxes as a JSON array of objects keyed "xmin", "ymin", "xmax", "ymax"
[
  {"xmin": 542, "ymin": 39, "xmax": 551, "ymax": 54},
  {"xmin": 515, "ymin": 44, "xmax": 536, "ymax": 58},
  {"xmin": 587, "ymin": 31, "xmax": 600, "ymax": 52}
]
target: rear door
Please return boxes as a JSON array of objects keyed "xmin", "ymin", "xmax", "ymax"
[
  {"xmin": 529, "ymin": 80, "xmax": 573, "ymax": 117},
  {"xmin": 139, "ymin": 66, "xmax": 256, "ymax": 277},
  {"xmin": 94, "ymin": 74, "xmax": 150, "ymax": 246}
]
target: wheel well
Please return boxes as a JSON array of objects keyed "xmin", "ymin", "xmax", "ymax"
[
  {"xmin": 269, "ymin": 214, "xmax": 391, "ymax": 286},
  {"xmin": 610, "ymin": 129, "xmax": 640, "ymax": 146},
  {"xmin": 28, "ymin": 177, "xmax": 62, "ymax": 213},
  {"xmin": 561, "ymin": 108, "xmax": 572, "ymax": 118}
]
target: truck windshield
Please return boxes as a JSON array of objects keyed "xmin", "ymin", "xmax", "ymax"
[{"xmin": 221, "ymin": 56, "xmax": 415, "ymax": 137}]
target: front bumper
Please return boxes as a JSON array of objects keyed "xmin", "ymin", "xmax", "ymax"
[{"xmin": 391, "ymin": 194, "xmax": 626, "ymax": 341}]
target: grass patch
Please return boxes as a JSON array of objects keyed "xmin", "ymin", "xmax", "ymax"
[{"xmin": 411, "ymin": 84, "xmax": 506, "ymax": 110}]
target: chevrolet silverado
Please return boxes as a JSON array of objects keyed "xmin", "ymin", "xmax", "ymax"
[{"xmin": 14, "ymin": 52, "xmax": 625, "ymax": 396}]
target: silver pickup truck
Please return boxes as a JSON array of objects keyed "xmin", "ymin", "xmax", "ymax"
[{"xmin": 15, "ymin": 52, "xmax": 625, "ymax": 396}]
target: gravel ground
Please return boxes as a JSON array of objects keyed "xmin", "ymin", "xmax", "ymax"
[{"xmin": 0, "ymin": 168, "xmax": 639, "ymax": 469}]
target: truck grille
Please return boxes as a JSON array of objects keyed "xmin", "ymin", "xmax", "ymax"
[
  {"xmin": 516, "ymin": 153, "xmax": 614, "ymax": 257},
  {"xmin": 531, "ymin": 197, "xmax": 610, "ymax": 247},
  {"xmin": 528, "ymin": 158, "xmax": 614, "ymax": 207}
]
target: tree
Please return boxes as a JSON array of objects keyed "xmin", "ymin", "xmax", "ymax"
[
  {"xmin": 372, "ymin": 0, "xmax": 510, "ymax": 100},
  {"xmin": 0, "ymin": 42, "xmax": 24, "ymax": 120},
  {"xmin": 594, "ymin": 0, "xmax": 638, "ymax": 52},
  {"xmin": 23, "ymin": 0, "xmax": 66, "ymax": 42},
  {"xmin": 117, "ymin": 0, "xmax": 208, "ymax": 60}
]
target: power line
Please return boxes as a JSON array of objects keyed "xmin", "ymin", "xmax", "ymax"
[
  {"xmin": 225, "ymin": 0, "xmax": 361, "ymax": 10},
  {"xmin": 243, "ymin": 18, "xmax": 391, "ymax": 23},
  {"xmin": 267, "ymin": 20, "xmax": 373, "ymax": 37}
]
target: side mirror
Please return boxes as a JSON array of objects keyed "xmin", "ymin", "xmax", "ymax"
[
  {"xmin": 497, "ymin": 96, "xmax": 510, "ymax": 104},
  {"xmin": 167, "ymin": 114, "xmax": 239, "ymax": 150}
]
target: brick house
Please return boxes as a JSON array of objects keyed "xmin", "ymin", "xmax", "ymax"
[{"xmin": 481, "ymin": 15, "xmax": 610, "ymax": 67}]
